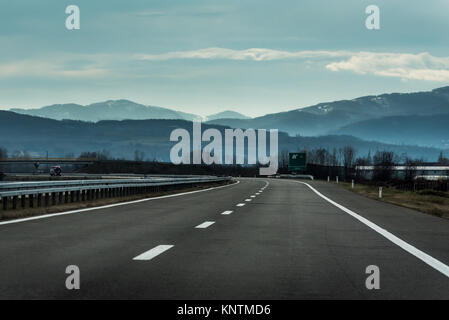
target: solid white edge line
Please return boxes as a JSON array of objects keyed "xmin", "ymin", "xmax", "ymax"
[
  {"xmin": 221, "ymin": 210, "xmax": 233, "ymax": 215},
  {"xmin": 133, "ymin": 245, "xmax": 174, "ymax": 261},
  {"xmin": 0, "ymin": 180, "xmax": 240, "ymax": 226},
  {"xmin": 295, "ymin": 181, "xmax": 449, "ymax": 278},
  {"xmin": 195, "ymin": 221, "xmax": 215, "ymax": 229}
]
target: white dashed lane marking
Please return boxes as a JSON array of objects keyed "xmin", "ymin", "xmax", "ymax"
[
  {"xmin": 133, "ymin": 245, "xmax": 174, "ymax": 261},
  {"xmin": 195, "ymin": 221, "xmax": 216, "ymax": 229}
]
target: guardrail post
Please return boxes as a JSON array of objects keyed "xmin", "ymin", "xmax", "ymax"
[
  {"xmin": 76, "ymin": 190, "xmax": 80, "ymax": 202},
  {"xmin": 81, "ymin": 190, "xmax": 85, "ymax": 201},
  {"xmin": 70, "ymin": 191, "xmax": 75, "ymax": 203},
  {"xmin": 58, "ymin": 192, "xmax": 63, "ymax": 204},
  {"xmin": 64, "ymin": 191, "xmax": 69, "ymax": 203},
  {"xmin": 2, "ymin": 197, "xmax": 7, "ymax": 211},
  {"xmin": 45, "ymin": 193, "xmax": 49, "ymax": 207},
  {"xmin": 12, "ymin": 196, "xmax": 18, "ymax": 210},
  {"xmin": 37, "ymin": 194, "xmax": 42, "ymax": 207},
  {"xmin": 51, "ymin": 192, "xmax": 56, "ymax": 206},
  {"xmin": 21, "ymin": 195, "xmax": 26, "ymax": 209},
  {"xmin": 29, "ymin": 194, "xmax": 34, "ymax": 208}
]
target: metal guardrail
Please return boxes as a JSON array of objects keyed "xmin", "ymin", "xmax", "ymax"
[
  {"xmin": 277, "ymin": 174, "xmax": 314, "ymax": 180},
  {"xmin": 0, "ymin": 176, "xmax": 231, "ymax": 211}
]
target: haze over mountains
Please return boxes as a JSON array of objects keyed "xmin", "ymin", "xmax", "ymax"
[
  {"xmin": 0, "ymin": 110, "xmax": 444, "ymax": 162},
  {"xmin": 2, "ymin": 86, "xmax": 449, "ymax": 159},
  {"xmin": 207, "ymin": 86, "xmax": 449, "ymax": 148}
]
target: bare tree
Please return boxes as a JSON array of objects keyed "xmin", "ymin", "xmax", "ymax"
[
  {"xmin": 342, "ymin": 146, "xmax": 356, "ymax": 181},
  {"xmin": 343, "ymin": 146, "xmax": 356, "ymax": 169},
  {"xmin": 331, "ymin": 148, "xmax": 338, "ymax": 166},
  {"xmin": 0, "ymin": 147, "xmax": 7, "ymax": 159},
  {"xmin": 373, "ymin": 151, "xmax": 396, "ymax": 181},
  {"xmin": 98, "ymin": 149, "xmax": 111, "ymax": 161},
  {"xmin": 404, "ymin": 157, "xmax": 423, "ymax": 181},
  {"xmin": 134, "ymin": 150, "xmax": 146, "ymax": 162},
  {"xmin": 79, "ymin": 151, "xmax": 97, "ymax": 159},
  {"xmin": 315, "ymin": 148, "xmax": 327, "ymax": 165},
  {"xmin": 438, "ymin": 151, "xmax": 449, "ymax": 165},
  {"xmin": 78, "ymin": 150, "xmax": 111, "ymax": 160},
  {"xmin": 279, "ymin": 150, "xmax": 289, "ymax": 170}
]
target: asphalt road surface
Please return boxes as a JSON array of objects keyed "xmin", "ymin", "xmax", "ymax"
[{"xmin": 0, "ymin": 178, "xmax": 448, "ymax": 299}]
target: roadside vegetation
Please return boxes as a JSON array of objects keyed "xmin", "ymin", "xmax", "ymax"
[{"xmin": 340, "ymin": 182, "xmax": 449, "ymax": 219}]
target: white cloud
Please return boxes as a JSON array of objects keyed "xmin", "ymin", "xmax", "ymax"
[
  {"xmin": 136, "ymin": 47, "xmax": 351, "ymax": 62},
  {"xmin": 138, "ymin": 48, "xmax": 449, "ymax": 82},
  {"xmin": 325, "ymin": 52, "xmax": 449, "ymax": 82},
  {"xmin": 0, "ymin": 55, "xmax": 110, "ymax": 79},
  {"xmin": 1, "ymin": 49, "xmax": 448, "ymax": 82}
]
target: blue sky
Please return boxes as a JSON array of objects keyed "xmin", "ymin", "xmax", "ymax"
[{"xmin": 0, "ymin": 0, "xmax": 448, "ymax": 117}]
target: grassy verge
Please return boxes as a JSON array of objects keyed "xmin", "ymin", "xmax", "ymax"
[
  {"xmin": 0, "ymin": 180, "xmax": 234, "ymax": 221},
  {"xmin": 340, "ymin": 182, "xmax": 449, "ymax": 219}
]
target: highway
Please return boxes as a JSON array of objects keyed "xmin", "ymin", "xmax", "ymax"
[{"xmin": 0, "ymin": 178, "xmax": 448, "ymax": 299}]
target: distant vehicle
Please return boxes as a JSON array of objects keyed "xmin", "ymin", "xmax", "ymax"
[{"xmin": 50, "ymin": 166, "xmax": 62, "ymax": 176}]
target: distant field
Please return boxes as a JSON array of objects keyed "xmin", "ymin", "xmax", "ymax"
[{"xmin": 341, "ymin": 182, "xmax": 449, "ymax": 219}]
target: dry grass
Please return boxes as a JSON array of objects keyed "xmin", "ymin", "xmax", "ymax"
[
  {"xmin": 0, "ymin": 180, "xmax": 234, "ymax": 221},
  {"xmin": 340, "ymin": 182, "xmax": 449, "ymax": 219}
]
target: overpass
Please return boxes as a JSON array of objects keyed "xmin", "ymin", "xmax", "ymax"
[{"xmin": 0, "ymin": 158, "xmax": 95, "ymax": 165}]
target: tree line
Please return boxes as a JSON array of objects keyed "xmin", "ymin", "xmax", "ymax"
[{"xmin": 279, "ymin": 146, "xmax": 449, "ymax": 182}]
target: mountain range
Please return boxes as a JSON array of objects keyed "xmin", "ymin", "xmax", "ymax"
[
  {"xmin": 0, "ymin": 110, "xmax": 444, "ymax": 162},
  {"xmin": 10, "ymin": 100, "xmax": 251, "ymax": 123},
  {"xmin": 3, "ymin": 86, "xmax": 449, "ymax": 154},
  {"xmin": 206, "ymin": 86, "xmax": 449, "ymax": 148}
]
